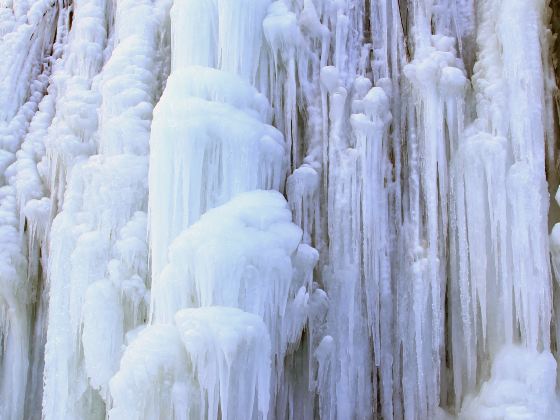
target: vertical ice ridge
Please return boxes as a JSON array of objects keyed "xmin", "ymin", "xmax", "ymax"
[
  {"xmin": 42, "ymin": 0, "xmax": 171, "ymax": 419},
  {"xmin": 0, "ymin": 2, "xmax": 60, "ymax": 419}
]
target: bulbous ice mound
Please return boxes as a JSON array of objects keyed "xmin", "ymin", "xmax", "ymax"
[
  {"xmin": 152, "ymin": 189, "xmax": 319, "ymax": 360},
  {"xmin": 148, "ymin": 87, "xmax": 287, "ymax": 279},
  {"xmin": 460, "ymin": 346, "xmax": 560, "ymax": 419},
  {"xmin": 174, "ymin": 307, "xmax": 271, "ymax": 420},
  {"xmin": 109, "ymin": 306, "xmax": 271, "ymax": 420},
  {"xmin": 162, "ymin": 66, "xmax": 273, "ymax": 123}
]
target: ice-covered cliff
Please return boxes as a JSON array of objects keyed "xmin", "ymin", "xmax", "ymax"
[{"xmin": 1, "ymin": 0, "xmax": 560, "ymax": 419}]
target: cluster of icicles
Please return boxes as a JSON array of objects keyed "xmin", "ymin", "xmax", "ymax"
[{"xmin": 2, "ymin": 0, "xmax": 560, "ymax": 419}]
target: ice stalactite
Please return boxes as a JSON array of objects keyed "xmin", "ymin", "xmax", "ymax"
[
  {"xmin": 402, "ymin": 33, "xmax": 467, "ymax": 420},
  {"xmin": 450, "ymin": 1, "xmax": 558, "ymax": 417}
]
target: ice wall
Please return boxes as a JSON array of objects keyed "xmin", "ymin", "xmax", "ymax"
[
  {"xmin": 142, "ymin": 0, "xmax": 321, "ymax": 416},
  {"xmin": 1, "ymin": 0, "xmax": 560, "ymax": 419}
]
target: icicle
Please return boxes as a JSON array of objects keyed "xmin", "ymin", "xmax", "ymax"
[
  {"xmin": 450, "ymin": 131, "xmax": 509, "ymax": 407},
  {"xmin": 174, "ymin": 307, "xmax": 271, "ymax": 420}
]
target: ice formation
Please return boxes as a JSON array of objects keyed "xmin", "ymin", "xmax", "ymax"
[
  {"xmin": 109, "ymin": 307, "xmax": 271, "ymax": 420},
  {"xmin": 2, "ymin": 0, "xmax": 560, "ymax": 419}
]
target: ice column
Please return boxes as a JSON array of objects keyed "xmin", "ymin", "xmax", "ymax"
[
  {"xmin": 42, "ymin": 0, "xmax": 171, "ymax": 418},
  {"xmin": 450, "ymin": 0, "xmax": 558, "ymax": 415},
  {"xmin": 394, "ymin": 2, "xmax": 468, "ymax": 416},
  {"xmin": 139, "ymin": 0, "xmax": 321, "ymax": 417},
  {"xmin": 148, "ymin": 0, "xmax": 287, "ymax": 283}
]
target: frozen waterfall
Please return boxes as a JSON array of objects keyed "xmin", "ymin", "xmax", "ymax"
[{"xmin": 1, "ymin": 0, "xmax": 560, "ymax": 418}]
